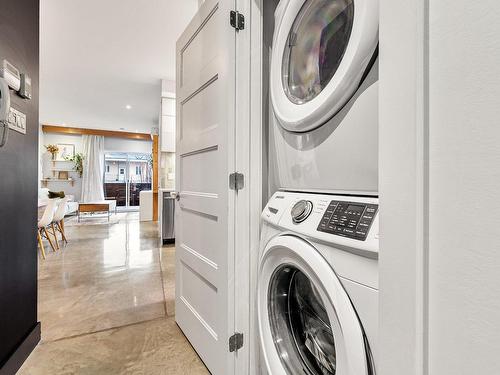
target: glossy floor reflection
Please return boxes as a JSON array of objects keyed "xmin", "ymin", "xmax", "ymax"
[{"xmin": 19, "ymin": 213, "xmax": 209, "ymax": 375}]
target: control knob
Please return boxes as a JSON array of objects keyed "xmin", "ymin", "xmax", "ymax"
[{"xmin": 291, "ymin": 200, "xmax": 313, "ymax": 224}]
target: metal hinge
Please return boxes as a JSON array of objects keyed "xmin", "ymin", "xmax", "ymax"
[
  {"xmin": 230, "ymin": 10, "xmax": 245, "ymax": 31},
  {"xmin": 229, "ymin": 172, "xmax": 244, "ymax": 191},
  {"xmin": 229, "ymin": 332, "xmax": 244, "ymax": 352}
]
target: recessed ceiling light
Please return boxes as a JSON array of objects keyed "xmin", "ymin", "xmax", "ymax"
[
  {"xmin": 119, "ymin": 127, "xmax": 126, "ymax": 130},
  {"xmin": 126, "ymin": 105, "xmax": 132, "ymax": 110}
]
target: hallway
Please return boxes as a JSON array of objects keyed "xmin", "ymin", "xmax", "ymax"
[{"xmin": 19, "ymin": 213, "xmax": 209, "ymax": 374}]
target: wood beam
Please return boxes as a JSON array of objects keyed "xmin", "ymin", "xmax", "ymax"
[
  {"xmin": 152, "ymin": 135, "xmax": 159, "ymax": 221},
  {"xmin": 42, "ymin": 124, "xmax": 151, "ymax": 141}
]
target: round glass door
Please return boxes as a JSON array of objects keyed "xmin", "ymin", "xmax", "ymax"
[
  {"xmin": 270, "ymin": 0, "xmax": 378, "ymax": 132},
  {"xmin": 269, "ymin": 265, "xmax": 337, "ymax": 375},
  {"xmin": 282, "ymin": 0, "xmax": 354, "ymax": 105}
]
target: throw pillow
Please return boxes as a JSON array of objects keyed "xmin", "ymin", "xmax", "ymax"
[{"xmin": 48, "ymin": 191, "xmax": 65, "ymax": 199}]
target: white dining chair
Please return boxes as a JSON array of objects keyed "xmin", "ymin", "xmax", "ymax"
[
  {"xmin": 37, "ymin": 199, "xmax": 58, "ymax": 258},
  {"xmin": 52, "ymin": 196, "xmax": 69, "ymax": 245}
]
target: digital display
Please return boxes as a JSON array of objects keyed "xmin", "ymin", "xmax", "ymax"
[
  {"xmin": 346, "ymin": 205, "xmax": 364, "ymax": 213},
  {"xmin": 317, "ymin": 200, "xmax": 379, "ymax": 241}
]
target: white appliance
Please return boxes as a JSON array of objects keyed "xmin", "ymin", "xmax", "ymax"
[
  {"xmin": 270, "ymin": 0, "xmax": 379, "ymax": 194},
  {"xmin": 258, "ymin": 191, "xmax": 378, "ymax": 374},
  {"xmin": 139, "ymin": 190, "xmax": 153, "ymax": 222}
]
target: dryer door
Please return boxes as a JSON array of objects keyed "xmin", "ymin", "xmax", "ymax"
[
  {"xmin": 271, "ymin": 0, "xmax": 378, "ymax": 132},
  {"xmin": 258, "ymin": 235, "xmax": 373, "ymax": 375}
]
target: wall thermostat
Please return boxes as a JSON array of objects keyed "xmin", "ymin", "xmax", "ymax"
[
  {"xmin": 19, "ymin": 73, "xmax": 32, "ymax": 99},
  {"xmin": 0, "ymin": 59, "xmax": 21, "ymax": 91}
]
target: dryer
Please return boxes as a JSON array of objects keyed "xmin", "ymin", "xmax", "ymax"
[
  {"xmin": 257, "ymin": 191, "xmax": 379, "ymax": 374},
  {"xmin": 270, "ymin": 0, "xmax": 379, "ymax": 194}
]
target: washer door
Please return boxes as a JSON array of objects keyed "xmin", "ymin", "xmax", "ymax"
[
  {"xmin": 258, "ymin": 235, "xmax": 371, "ymax": 375},
  {"xmin": 271, "ymin": 0, "xmax": 378, "ymax": 132}
]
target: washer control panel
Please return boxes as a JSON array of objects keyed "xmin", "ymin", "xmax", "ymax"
[{"xmin": 317, "ymin": 201, "xmax": 378, "ymax": 241}]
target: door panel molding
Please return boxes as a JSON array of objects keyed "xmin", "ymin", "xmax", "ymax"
[{"xmin": 175, "ymin": 0, "xmax": 237, "ymax": 374}]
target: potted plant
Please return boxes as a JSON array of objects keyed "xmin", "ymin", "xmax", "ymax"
[
  {"xmin": 65, "ymin": 153, "xmax": 84, "ymax": 178},
  {"xmin": 45, "ymin": 144, "xmax": 59, "ymax": 160}
]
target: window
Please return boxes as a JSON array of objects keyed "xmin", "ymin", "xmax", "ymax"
[
  {"xmin": 106, "ymin": 165, "xmax": 110, "ymax": 172},
  {"xmin": 119, "ymin": 168, "xmax": 125, "ymax": 175},
  {"xmin": 136, "ymin": 166, "xmax": 140, "ymax": 175}
]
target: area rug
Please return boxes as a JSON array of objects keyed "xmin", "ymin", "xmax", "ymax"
[{"xmin": 64, "ymin": 212, "xmax": 128, "ymax": 226}]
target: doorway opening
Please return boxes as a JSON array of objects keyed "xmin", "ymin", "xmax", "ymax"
[{"xmin": 103, "ymin": 152, "xmax": 152, "ymax": 211}]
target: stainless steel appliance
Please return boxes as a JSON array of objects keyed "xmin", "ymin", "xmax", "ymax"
[{"xmin": 162, "ymin": 191, "xmax": 175, "ymax": 243}]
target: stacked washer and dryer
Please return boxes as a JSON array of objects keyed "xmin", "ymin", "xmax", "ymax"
[{"xmin": 258, "ymin": 0, "xmax": 379, "ymax": 374}]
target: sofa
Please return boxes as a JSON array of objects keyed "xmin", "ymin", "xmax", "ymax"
[{"xmin": 38, "ymin": 188, "xmax": 79, "ymax": 215}]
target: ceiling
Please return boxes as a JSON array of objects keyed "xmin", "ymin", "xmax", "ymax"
[{"xmin": 40, "ymin": 0, "xmax": 198, "ymax": 133}]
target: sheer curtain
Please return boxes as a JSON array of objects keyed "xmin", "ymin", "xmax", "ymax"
[{"xmin": 81, "ymin": 135, "xmax": 105, "ymax": 202}]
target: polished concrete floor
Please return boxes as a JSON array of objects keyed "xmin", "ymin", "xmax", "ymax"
[{"xmin": 19, "ymin": 213, "xmax": 209, "ymax": 374}]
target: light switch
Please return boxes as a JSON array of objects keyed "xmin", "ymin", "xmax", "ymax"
[{"xmin": 8, "ymin": 107, "xmax": 26, "ymax": 134}]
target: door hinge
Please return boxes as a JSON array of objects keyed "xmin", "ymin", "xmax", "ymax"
[
  {"xmin": 229, "ymin": 332, "xmax": 244, "ymax": 352},
  {"xmin": 230, "ymin": 10, "xmax": 245, "ymax": 31},
  {"xmin": 229, "ymin": 172, "xmax": 244, "ymax": 191}
]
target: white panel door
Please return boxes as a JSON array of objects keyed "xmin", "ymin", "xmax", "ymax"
[{"xmin": 175, "ymin": 1, "xmax": 236, "ymax": 374}]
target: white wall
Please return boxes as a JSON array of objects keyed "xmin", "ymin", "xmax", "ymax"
[
  {"xmin": 380, "ymin": 0, "xmax": 500, "ymax": 374},
  {"xmin": 428, "ymin": 0, "xmax": 500, "ymax": 373},
  {"xmin": 41, "ymin": 133, "xmax": 84, "ymax": 198},
  {"xmin": 104, "ymin": 137, "xmax": 151, "ymax": 153}
]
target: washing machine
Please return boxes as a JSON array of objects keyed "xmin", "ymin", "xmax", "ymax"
[
  {"xmin": 269, "ymin": 0, "xmax": 379, "ymax": 194},
  {"xmin": 257, "ymin": 191, "xmax": 379, "ymax": 374}
]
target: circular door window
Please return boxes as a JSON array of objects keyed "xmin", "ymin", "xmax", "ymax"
[
  {"xmin": 282, "ymin": 0, "xmax": 354, "ymax": 105},
  {"xmin": 269, "ymin": 265, "xmax": 337, "ymax": 374},
  {"xmin": 270, "ymin": 0, "xmax": 379, "ymax": 132},
  {"xmin": 258, "ymin": 235, "xmax": 371, "ymax": 375}
]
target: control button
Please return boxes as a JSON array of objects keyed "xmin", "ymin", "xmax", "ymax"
[
  {"xmin": 319, "ymin": 218, "xmax": 329, "ymax": 229},
  {"xmin": 344, "ymin": 228, "xmax": 355, "ymax": 236},
  {"xmin": 358, "ymin": 222, "xmax": 370, "ymax": 229},
  {"xmin": 291, "ymin": 200, "xmax": 313, "ymax": 224},
  {"xmin": 362, "ymin": 214, "xmax": 374, "ymax": 220}
]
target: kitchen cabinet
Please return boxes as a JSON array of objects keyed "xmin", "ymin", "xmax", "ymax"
[{"xmin": 161, "ymin": 97, "xmax": 175, "ymax": 152}]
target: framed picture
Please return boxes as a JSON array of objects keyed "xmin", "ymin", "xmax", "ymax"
[
  {"xmin": 58, "ymin": 171, "xmax": 69, "ymax": 180},
  {"xmin": 56, "ymin": 143, "xmax": 75, "ymax": 161}
]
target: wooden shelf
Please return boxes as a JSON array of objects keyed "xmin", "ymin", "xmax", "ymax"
[{"xmin": 41, "ymin": 179, "xmax": 75, "ymax": 187}]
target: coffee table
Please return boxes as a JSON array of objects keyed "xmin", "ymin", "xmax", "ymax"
[{"xmin": 78, "ymin": 200, "xmax": 117, "ymax": 222}]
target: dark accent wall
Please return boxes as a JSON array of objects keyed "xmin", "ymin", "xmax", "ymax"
[{"xmin": 0, "ymin": 0, "xmax": 40, "ymax": 371}]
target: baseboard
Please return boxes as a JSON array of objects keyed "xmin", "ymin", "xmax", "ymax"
[{"xmin": 0, "ymin": 322, "xmax": 41, "ymax": 375}]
